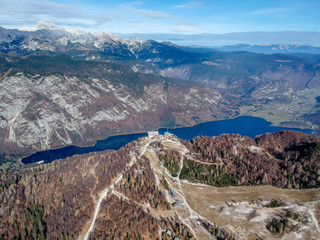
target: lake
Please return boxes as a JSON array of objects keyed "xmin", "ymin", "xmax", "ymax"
[{"xmin": 22, "ymin": 116, "xmax": 313, "ymax": 164}]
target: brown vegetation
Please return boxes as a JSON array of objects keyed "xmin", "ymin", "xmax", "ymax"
[
  {"xmin": 0, "ymin": 140, "xmax": 192, "ymax": 239},
  {"xmin": 181, "ymin": 131, "xmax": 320, "ymax": 188},
  {"xmin": 0, "ymin": 130, "xmax": 319, "ymax": 239}
]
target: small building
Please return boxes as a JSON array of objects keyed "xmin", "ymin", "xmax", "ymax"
[
  {"xmin": 164, "ymin": 131, "xmax": 173, "ymax": 137},
  {"xmin": 169, "ymin": 189, "xmax": 175, "ymax": 197},
  {"xmin": 174, "ymin": 237, "xmax": 181, "ymax": 240},
  {"xmin": 140, "ymin": 165, "xmax": 146, "ymax": 170},
  {"xmin": 148, "ymin": 131, "xmax": 159, "ymax": 138},
  {"xmin": 172, "ymin": 202, "xmax": 180, "ymax": 207},
  {"xmin": 166, "ymin": 229, "xmax": 172, "ymax": 236}
]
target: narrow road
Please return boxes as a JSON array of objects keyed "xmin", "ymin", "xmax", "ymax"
[
  {"xmin": 81, "ymin": 137, "xmax": 154, "ymax": 240},
  {"xmin": 83, "ymin": 189, "xmax": 109, "ymax": 240},
  {"xmin": 83, "ymin": 174, "xmax": 123, "ymax": 240},
  {"xmin": 148, "ymin": 138, "xmax": 217, "ymax": 239}
]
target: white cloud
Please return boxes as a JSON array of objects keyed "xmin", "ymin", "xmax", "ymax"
[
  {"xmin": 247, "ymin": 8, "xmax": 291, "ymax": 16},
  {"xmin": 133, "ymin": 9, "xmax": 177, "ymax": 20},
  {"xmin": 0, "ymin": 0, "xmax": 197, "ymax": 34},
  {"xmin": 119, "ymin": 1, "xmax": 177, "ymax": 20},
  {"xmin": 120, "ymin": 1, "xmax": 144, "ymax": 8},
  {"xmin": 0, "ymin": 0, "xmax": 92, "ymax": 27},
  {"xmin": 172, "ymin": 1, "xmax": 203, "ymax": 9}
]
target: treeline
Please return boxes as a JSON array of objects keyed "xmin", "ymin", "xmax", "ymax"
[
  {"xmin": 158, "ymin": 152, "xmax": 180, "ymax": 175},
  {"xmin": 266, "ymin": 209, "xmax": 300, "ymax": 234},
  {"xmin": 197, "ymin": 218, "xmax": 236, "ymax": 240}
]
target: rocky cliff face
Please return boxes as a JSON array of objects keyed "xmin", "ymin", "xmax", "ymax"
[{"xmin": 0, "ymin": 54, "xmax": 233, "ymax": 159}]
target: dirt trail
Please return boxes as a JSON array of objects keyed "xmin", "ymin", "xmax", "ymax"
[
  {"xmin": 81, "ymin": 137, "xmax": 154, "ymax": 240},
  {"xmin": 145, "ymin": 136, "xmax": 217, "ymax": 239}
]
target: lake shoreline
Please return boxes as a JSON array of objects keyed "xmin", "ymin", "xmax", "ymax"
[{"xmin": 22, "ymin": 116, "xmax": 313, "ymax": 165}]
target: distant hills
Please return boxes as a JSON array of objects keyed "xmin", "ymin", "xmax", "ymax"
[
  {"xmin": 218, "ymin": 43, "xmax": 320, "ymax": 55},
  {"xmin": 118, "ymin": 31, "xmax": 320, "ymax": 48}
]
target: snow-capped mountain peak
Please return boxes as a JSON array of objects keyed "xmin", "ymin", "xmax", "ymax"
[
  {"xmin": 94, "ymin": 31, "xmax": 127, "ymax": 44},
  {"xmin": 19, "ymin": 20, "xmax": 64, "ymax": 32},
  {"xmin": 19, "ymin": 21, "xmax": 90, "ymax": 38}
]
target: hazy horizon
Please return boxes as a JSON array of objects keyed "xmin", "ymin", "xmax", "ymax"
[
  {"xmin": 2, "ymin": 21, "xmax": 320, "ymax": 47},
  {"xmin": 1, "ymin": 0, "xmax": 319, "ymax": 35},
  {"xmin": 118, "ymin": 31, "xmax": 320, "ymax": 47}
]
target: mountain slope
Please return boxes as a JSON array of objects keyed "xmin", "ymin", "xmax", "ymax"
[
  {"xmin": 182, "ymin": 131, "xmax": 320, "ymax": 188},
  {"xmin": 0, "ymin": 131, "xmax": 319, "ymax": 239},
  {"xmin": 0, "ymin": 140, "xmax": 193, "ymax": 240},
  {"xmin": 0, "ymin": 54, "xmax": 234, "ymax": 164}
]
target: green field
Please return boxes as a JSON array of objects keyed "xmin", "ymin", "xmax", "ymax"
[{"xmin": 240, "ymin": 88, "xmax": 320, "ymax": 129}]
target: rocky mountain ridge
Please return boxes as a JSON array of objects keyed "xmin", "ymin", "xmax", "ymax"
[{"xmin": 0, "ymin": 21, "xmax": 184, "ymax": 61}]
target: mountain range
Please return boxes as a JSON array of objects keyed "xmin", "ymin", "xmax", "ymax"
[{"xmin": 0, "ymin": 22, "xmax": 320, "ymax": 168}]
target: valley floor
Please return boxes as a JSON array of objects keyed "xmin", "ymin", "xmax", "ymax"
[{"xmin": 240, "ymin": 88, "xmax": 320, "ymax": 132}]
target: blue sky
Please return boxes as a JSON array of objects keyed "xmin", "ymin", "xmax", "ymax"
[{"xmin": 0, "ymin": 0, "xmax": 319, "ymax": 34}]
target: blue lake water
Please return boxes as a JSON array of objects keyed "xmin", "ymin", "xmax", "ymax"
[{"xmin": 22, "ymin": 116, "xmax": 313, "ymax": 164}]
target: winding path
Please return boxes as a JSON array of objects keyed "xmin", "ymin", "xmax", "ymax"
[
  {"xmin": 149, "ymin": 138, "xmax": 217, "ymax": 239},
  {"xmin": 81, "ymin": 137, "xmax": 154, "ymax": 240},
  {"xmin": 83, "ymin": 174, "xmax": 123, "ymax": 240}
]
